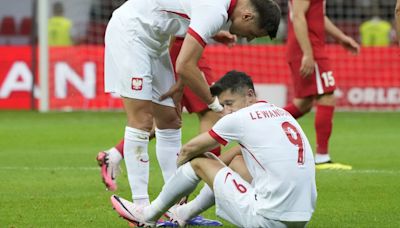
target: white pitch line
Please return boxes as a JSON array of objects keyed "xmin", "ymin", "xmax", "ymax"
[
  {"xmin": 0, "ymin": 167, "xmax": 399, "ymax": 175},
  {"xmin": 318, "ymin": 169, "xmax": 400, "ymax": 175},
  {"xmin": 0, "ymin": 166, "xmax": 99, "ymax": 171}
]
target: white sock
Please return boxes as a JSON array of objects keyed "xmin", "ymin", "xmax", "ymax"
[
  {"xmin": 315, "ymin": 153, "xmax": 331, "ymax": 164},
  {"xmin": 155, "ymin": 128, "xmax": 181, "ymax": 183},
  {"xmin": 177, "ymin": 185, "xmax": 215, "ymax": 221},
  {"xmin": 108, "ymin": 147, "xmax": 122, "ymax": 165},
  {"xmin": 124, "ymin": 126, "xmax": 150, "ymax": 206},
  {"xmin": 143, "ymin": 162, "xmax": 200, "ymax": 222}
]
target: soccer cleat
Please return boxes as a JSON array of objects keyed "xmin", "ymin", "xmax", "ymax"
[
  {"xmin": 187, "ymin": 216, "xmax": 223, "ymax": 226},
  {"xmin": 315, "ymin": 161, "xmax": 352, "ymax": 170},
  {"xmin": 156, "ymin": 220, "xmax": 178, "ymax": 227},
  {"xmin": 96, "ymin": 151, "xmax": 120, "ymax": 191},
  {"xmin": 111, "ymin": 195, "xmax": 156, "ymax": 227}
]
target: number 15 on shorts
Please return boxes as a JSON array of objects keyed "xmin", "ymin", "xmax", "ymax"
[{"xmin": 321, "ymin": 71, "xmax": 335, "ymax": 87}]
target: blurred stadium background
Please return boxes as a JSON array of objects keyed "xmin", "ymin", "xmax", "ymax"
[{"xmin": 0, "ymin": 0, "xmax": 399, "ymax": 111}]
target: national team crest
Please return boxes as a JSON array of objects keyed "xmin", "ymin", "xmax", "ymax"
[{"xmin": 131, "ymin": 77, "xmax": 143, "ymax": 91}]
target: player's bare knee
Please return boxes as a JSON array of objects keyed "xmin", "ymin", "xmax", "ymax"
[
  {"xmin": 294, "ymin": 97, "xmax": 314, "ymax": 113},
  {"xmin": 317, "ymin": 93, "xmax": 336, "ymax": 106},
  {"xmin": 154, "ymin": 108, "xmax": 182, "ymax": 129},
  {"xmin": 126, "ymin": 113, "xmax": 154, "ymax": 131}
]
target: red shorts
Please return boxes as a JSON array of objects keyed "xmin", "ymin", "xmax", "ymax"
[
  {"xmin": 170, "ymin": 38, "xmax": 214, "ymax": 113},
  {"xmin": 288, "ymin": 58, "xmax": 336, "ymax": 98}
]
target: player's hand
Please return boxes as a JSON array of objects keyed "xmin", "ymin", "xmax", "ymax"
[
  {"xmin": 177, "ymin": 151, "xmax": 189, "ymax": 167},
  {"xmin": 340, "ymin": 35, "xmax": 360, "ymax": 55},
  {"xmin": 300, "ymin": 55, "xmax": 315, "ymax": 77},
  {"xmin": 159, "ymin": 80, "xmax": 184, "ymax": 118},
  {"xmin": 213, "ymin": 31, "xmax": 237, "ymax": 47}
]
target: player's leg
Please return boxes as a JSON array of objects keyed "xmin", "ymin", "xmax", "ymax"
[
  {"xmin": 314, "ymin": 93, "xmax": 335, "ymax": 164},
  {"xmin": 315, "ymin": 93, "xmax": 352, "ymax": 170},
  {"xmin": 150, "ymin": 49, "xmax": 183, "ymax": 187},
  {"xmin": 175, "ymin": 153, "xmax": 252, "ymax": 224},
  {"xmin": 96, "ymin": 139, "xmax": 123, "ymax": 191},
  {"xmin": 104, "ymin": 15, "xmax": 158, "ymax": 206},
  {"xmin": 111, "ymin": 159, "xmax": 205, "ymax": 226},
  {"xmin": 96, "ymin": 123, "xmax": 158, "ymax": 191},
  {"xmin": 153, "ymin": 103, "xmax": 182, "ymax": 183},
  {"xmin": 123, "ymin": 98, "xmax": 154, "ymax": 207},
  {"xmin": 312, "ymin": 60, "xmax": 351, "ymax": 170}
]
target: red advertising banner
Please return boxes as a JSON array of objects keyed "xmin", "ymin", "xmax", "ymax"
[{"xmin": 0, "ymin": 45, "xmax": 399, "ymax": 110}]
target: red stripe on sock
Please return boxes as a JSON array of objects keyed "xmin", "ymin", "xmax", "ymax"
[
  {"xmin": 115, "ymin": 139, "xmax": 124, "ymax": 157},
  {"xmin": 315, "ymin": 105, "xmax": 335, "ymax": 154}
]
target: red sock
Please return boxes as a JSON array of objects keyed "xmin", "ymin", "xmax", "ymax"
[
  {"xmin": 210, "ymin": 147, "xmax": 221, "ymax": 156},
  {"xmin": 315, "ymin": 105, "xmax": 334, "ymax": 154},
  {"xmin": 115, "ymin": 139, "xmax": 124, "ymax": 158},
  {"xmin": 284, "ymin": 103, "xmax": 304, "ymax": 119}
]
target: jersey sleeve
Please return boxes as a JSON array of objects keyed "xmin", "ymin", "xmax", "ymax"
[
  {"xmin": 208, "ymin": 113, "xmax": 243, "ymax": 146},
  {"xmin": 188, "ymin": 4, "xmax": 228, "ymax": 47}
]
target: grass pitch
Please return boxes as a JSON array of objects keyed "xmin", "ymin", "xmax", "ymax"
[{"xmin": 0, "ymin": 111, "xmax": 399, "ymax": 227}]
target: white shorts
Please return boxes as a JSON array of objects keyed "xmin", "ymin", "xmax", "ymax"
[
  {"xmin": 104, "ymin": 13, "xmax": 175, "ymax": 107},
  {"xmin": 213, "ymin": 167, "xmax": 306, "ymax": 228}
]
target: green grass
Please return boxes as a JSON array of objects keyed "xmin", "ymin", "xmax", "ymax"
[{"xmin": 0, "ymin": 111, "xmax": 399, "ymax": 227}]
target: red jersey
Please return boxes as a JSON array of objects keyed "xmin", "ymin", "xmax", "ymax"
[{"xmin": 287, "ymin": 0, "xmax": 328, "ymax": 61}]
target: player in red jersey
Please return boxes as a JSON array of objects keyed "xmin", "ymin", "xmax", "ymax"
[{"xmin": 284, "ymin": 0, "xmax": 360, "ymax": 170}]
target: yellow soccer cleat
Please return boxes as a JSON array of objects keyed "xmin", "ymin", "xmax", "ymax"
[{"xmin": 315, "ymin": 161, "xmax": 352, "ymax": 170}]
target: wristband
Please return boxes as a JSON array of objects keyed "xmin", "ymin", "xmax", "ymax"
[{"xmin": 208, "ymin": 97, "xmax": 224, "ymax": 112}]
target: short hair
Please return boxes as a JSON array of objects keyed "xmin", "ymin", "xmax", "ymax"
[
  {"xmin": 53, "ymin": 2, "xmax": 64, "ymax": 15},
  {"xmin": 250, "ymin": 0, "xmax": 281, "ymax": 39},
  {"xmin": 210, "ymin": 71, "xmax": 255, "ymax": 97}
]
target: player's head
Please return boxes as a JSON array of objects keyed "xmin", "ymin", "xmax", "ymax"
[
  {"xmin": 229, "ymin": 0, "xmax": 281, "ymax": 42},
  {"xmin": 53, "ymin": 2, "xmax": 64, "ymax": 16},
  {"xmin": 210, "ymin": 71, "xmax": 256, "ymax": 114}
]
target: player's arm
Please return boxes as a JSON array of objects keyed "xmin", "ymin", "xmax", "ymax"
[
  {"xmin": 218, "ymin": 145, "xmax": 242, "ymax": 165},
  {"xmin": 176, "ymin": 34, "xmax": 222, "ymax": 112},
  {"xmin": 324, "ymin": 16, "xmax": 360, "ymax": 54},
  {"xmin": 292, "ymin": 0, "xmax": 314, "ymax": 77},
  {"xmin": 177, "ymin": 132, "xmax": 220, "ymax": 166},
  {"xmin": 396, "ymin": 0, "xmax": 400, "ymax": 45}
]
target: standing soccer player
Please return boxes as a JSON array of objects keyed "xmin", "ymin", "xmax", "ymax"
[
  {"xmin": 284, "ymin": 0, "xmax": 360, "ymax": 169},
  {"xmin": 97, "ymin": 37, "xmax": 223, "ymax": 226},
  {"xmin": 110, "ymin": 71, "xmax": 317, "ymax": 227},
  {"xmin": 103, "ymin": 0, "xmax": 280, "ymax": 214}
]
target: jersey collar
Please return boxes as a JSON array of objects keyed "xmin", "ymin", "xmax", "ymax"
[{"xmin": 227, "ymin": 0, "xmax": 237, "ymax": 20}]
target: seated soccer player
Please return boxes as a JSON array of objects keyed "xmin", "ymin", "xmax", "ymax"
[{"xmin": 110, "ymin": 71, "xmax": 317, "ymax": 227}]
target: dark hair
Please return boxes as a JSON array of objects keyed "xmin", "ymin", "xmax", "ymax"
[
  {"xmin": 53, "ymin": 2, "xmax": 64, "ymax": 15},
  {"xmin": 210, "ymin": 71, "xmax": 255, "ymax": 97},
  {"xmin": 250, "ymin": 0, "xmax": 281, "ymax": 39}
]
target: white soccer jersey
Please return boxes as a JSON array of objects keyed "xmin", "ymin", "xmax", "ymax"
[
  {"xmin": 112, "ymin": 0, "xmax": 235, "ymax": 52},
  {"xmin": 209, "ymin": 101, "xmax": 317, "ymax": 221}
]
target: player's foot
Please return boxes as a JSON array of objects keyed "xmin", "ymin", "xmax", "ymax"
[
  {"xmin": 187, "ymin": 216, "xmax": 223, "ymax": 226},
  {"xmin": 96, "ymin": 151, "xmax": 121, "ymax": 191},
  {"xmin": 315, "ymin": 161, "xmax": 352, "ymax": 170},
  {"xmin": 166, "ymin": 206, "xmax": 187, "ymax": 227},
  {"xmin": 111, "ymin": 195, "xmax": 156, "ymax": 227},
  {"xmin": 155, "ymin": 220, "xmax": 178, "ymax": 227}
]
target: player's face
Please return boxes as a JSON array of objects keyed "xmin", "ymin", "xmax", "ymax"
[
  {"xmin": 218, "ymin": 89, "xmax": 252, "ymax": 115},
  {"xmin": 230, "ymin": 14, "xmax": 267, "ymax": 42}
]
